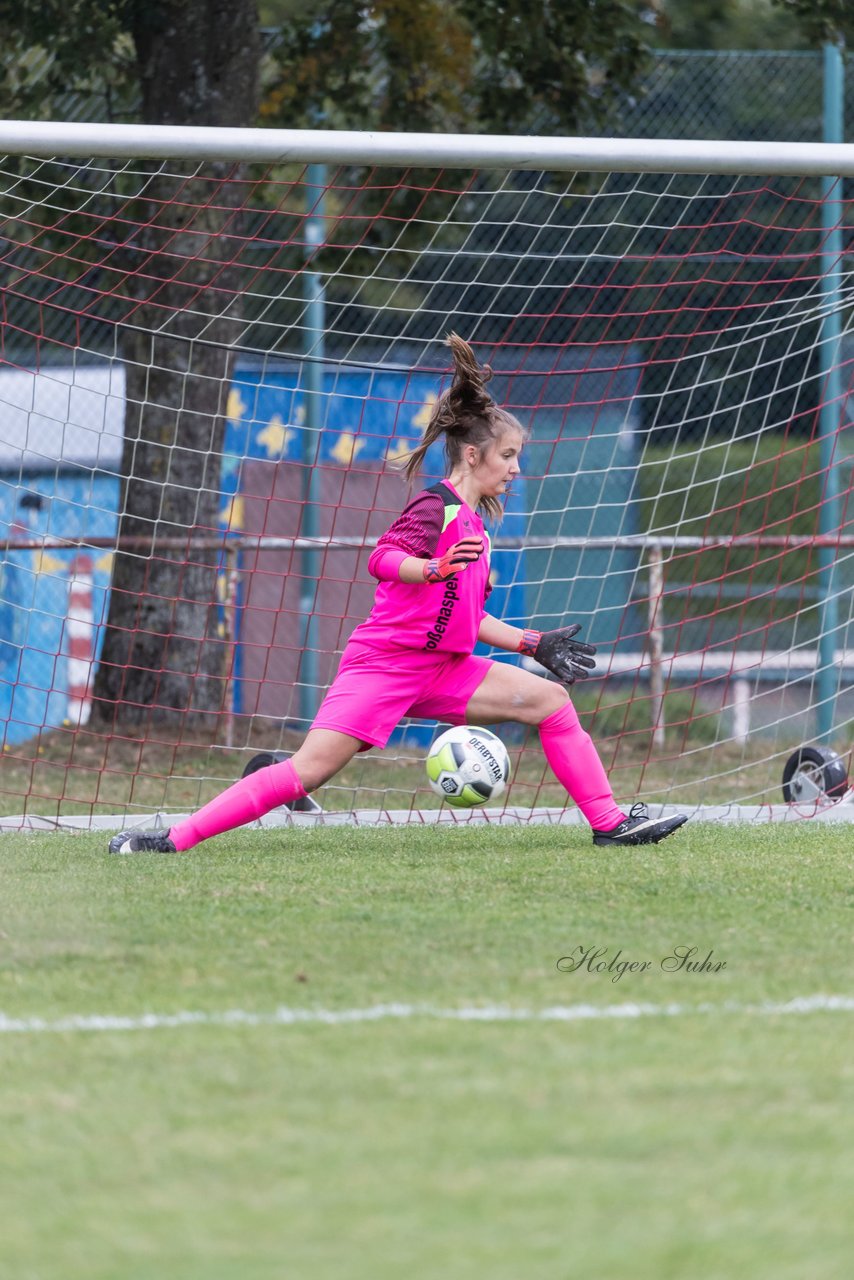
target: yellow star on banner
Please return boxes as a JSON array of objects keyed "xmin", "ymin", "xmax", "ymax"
[
  {"xmin": 227, "ymin": 387, "xmax": 248, "ymax": 427},
  {"xmin": 32, "ymin": 550, "xmax": 66, "ymax": 576},
  {"xmin": 257, "ymin": 414, "xmax": 295, "ymax": 458},
  {"xmin": 96, "ymin": 552, "xmax": 113, "ymax": 574},
  {"xmin": 385, "ymin": 437, "xmax": 416, "ymax": 463},
  {"xmin": 330, "ymin": 433, "xmax": 366, "ymax": 466},
  {"xmin": 412, "ymin": 393, "xmax": 436, "ymax": 432},
  {"xmin": 220, "ymin": 495, "xmax": 245, "ymax": 532}
]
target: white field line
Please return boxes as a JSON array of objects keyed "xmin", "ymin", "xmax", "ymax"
[{"xmin": 1, "ymin": 995, "xmax": 853, "ymax": 1035}]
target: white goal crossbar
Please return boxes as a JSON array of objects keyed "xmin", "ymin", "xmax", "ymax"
[{"xmin": 3, "ymin": 119, "xmax": 854, "ymax": 177}]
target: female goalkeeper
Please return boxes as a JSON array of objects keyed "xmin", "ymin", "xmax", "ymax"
[{"xmin": 110, "ymin": 335, "xmax": 687, "ymax": 854}]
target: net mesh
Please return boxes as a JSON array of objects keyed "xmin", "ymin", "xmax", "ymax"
[{"xmin": 1, "ymin": 147, "xmax": 852, "ymax": 825}]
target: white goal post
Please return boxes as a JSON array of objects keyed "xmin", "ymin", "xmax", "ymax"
[{"xmin": 1, "ymin": 119, "xmax": 853, "ymax": 827}]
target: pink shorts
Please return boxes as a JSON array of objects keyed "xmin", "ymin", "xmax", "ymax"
[{"xmin": 311, "ymin": 639, "xmax": 493, "ymax": 750}]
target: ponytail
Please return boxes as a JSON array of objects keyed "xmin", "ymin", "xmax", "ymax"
[
  {"xmin": 446, "ymin": 332, "xmax": 494, "ymax": 417},
  {"xmin": 401, "ymin": 334, "xmax": 518, "ymax": 520}
]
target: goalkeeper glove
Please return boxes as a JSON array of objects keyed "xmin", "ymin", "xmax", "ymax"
[
  {"xmin": 517, "ymin": 624, "xmax": 597, "ymax": 685},
  {"xmin": 423, "ymin": 536, "xmax": 485, "ymax": 583}
]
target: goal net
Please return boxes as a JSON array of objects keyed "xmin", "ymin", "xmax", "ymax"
[{"xmin": 1, "ymin": 124, "xmax": 852, "ymax": 828}]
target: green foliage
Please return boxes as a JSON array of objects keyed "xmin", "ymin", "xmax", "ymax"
[
  {"xmin": 261, "ymin": 0, "xmax": 651, "ymax": 134},
  {"xmin": 773, "ymin": 0, "xmax": 853, "ymax": 47},
  {"xmin": 0, "ymin": 1, "xmax": 136, "ymax": 113},
  {"xmin": 639, "ymin": 438, "xmax": 825, "ymax": 545},
  {"xmin": 652, "ymin": 0, "xmax": 741, "ymax": 50},
  {"xmin": 652, "ymin": 0, "xmax": 808, "ymax": 51},
  {"xmin": 1, "ymin": 0, "xmax": 652, "ymax": 135},
  {"xmin": 636, "ymin": 436, "xmax": 853, "ymax": 651},
  {"xmin": 573, "ymin": 687, "xmax": 723, "ymax": 747},
  {"xmin": 651, "ymin": 0, "xmax": 854, "ymax": 51}
]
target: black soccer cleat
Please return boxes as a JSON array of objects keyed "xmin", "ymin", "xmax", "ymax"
[
  {"xmin": 109, "ymin": 829, "xmax": 177, "ymax": 855},
  {"xmin": 592, "ymin": 802, "xmax": 688, "ymax": 847}
]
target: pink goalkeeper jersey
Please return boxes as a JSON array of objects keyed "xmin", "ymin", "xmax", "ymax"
[{"xmin": 350, "ymin": 479, "xmax": 492, "ymax": 654}]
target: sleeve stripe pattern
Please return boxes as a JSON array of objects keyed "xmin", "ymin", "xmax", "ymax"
[{"xmin": 373, "ymin": 490, "xmax": 445, "ymax": 560}]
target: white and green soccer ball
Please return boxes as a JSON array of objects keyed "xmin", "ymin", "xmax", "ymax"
[{"xmin": 425, "ymin": 726, "xmax": 510, "ymax": 808}]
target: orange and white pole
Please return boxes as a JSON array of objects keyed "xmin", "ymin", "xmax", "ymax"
[{"xmin": 65, "ymin": 553, "xmax": 95, "ymax": 726}]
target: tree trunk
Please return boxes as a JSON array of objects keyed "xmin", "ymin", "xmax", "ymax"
[{"xmin": 91, "ymin": 0, "xmax": 259, "ymax": 729}]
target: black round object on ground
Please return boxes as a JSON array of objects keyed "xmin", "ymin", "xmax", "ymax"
[{"xmin": 781, "ymin": 745, "xmax": 849, "ymax": 803}]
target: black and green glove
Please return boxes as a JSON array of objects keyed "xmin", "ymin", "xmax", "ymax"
[{"xmin": 518, "ymin": 624, "xmax": 597, "ymax": 686}]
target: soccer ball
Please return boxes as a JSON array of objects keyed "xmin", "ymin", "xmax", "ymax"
[{"xmin": 425, "ymin": 725, "xmax": 510, "ymax": 808}]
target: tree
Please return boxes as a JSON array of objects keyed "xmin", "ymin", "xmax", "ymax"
[
  {"xmin": 92, "ymin": 3, "xmax": 260, "ymax": 730},
  {"xmin": 772, "ymin": 0, "xmax": 854, "ymax": 47},
  {"xmin": 649, "ymin": 0, "xmax": 804, "ymax": 50},
  {"xmin": 0, "ymin": 1, "xmax": 261, "ymax": 729},
  {"xmin": 259, "ymin": 1, "xmax": 651, "ymax": 135},
  {"xmin": 650, "ymin": 0, "xmax": 854, "ymax": 51}
]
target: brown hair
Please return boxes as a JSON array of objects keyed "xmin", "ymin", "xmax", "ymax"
[{"xmin": 401, "ymin": 333, "xmax": 522, "ymax": 522}]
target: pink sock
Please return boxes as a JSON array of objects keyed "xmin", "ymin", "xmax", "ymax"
[
  {"xmin": 539, "ymin": 701, "xmax": 625, "ymax": 831},
  {"xmin": 169, "ymin": 758, "xmax": 307, "ymax": 851}
]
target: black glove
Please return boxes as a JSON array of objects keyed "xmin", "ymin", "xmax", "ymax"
[{"xmin": 521, "ymin": 624, "xmax": 597, "ymax": 686}]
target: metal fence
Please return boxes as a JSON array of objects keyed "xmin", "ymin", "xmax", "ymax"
[{"xmin": 609, "ymin": 50, "xmax": 829, "ymax": 143}]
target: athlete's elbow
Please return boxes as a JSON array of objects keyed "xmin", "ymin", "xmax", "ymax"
[{"xmin": 367, "ymin": 547, "xmax": 383, "ymax": 580}]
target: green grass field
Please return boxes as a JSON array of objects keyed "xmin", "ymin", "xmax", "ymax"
[{"xmin": 1, "ymin": 821, "xmax": 853, "ymax": 1279}]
